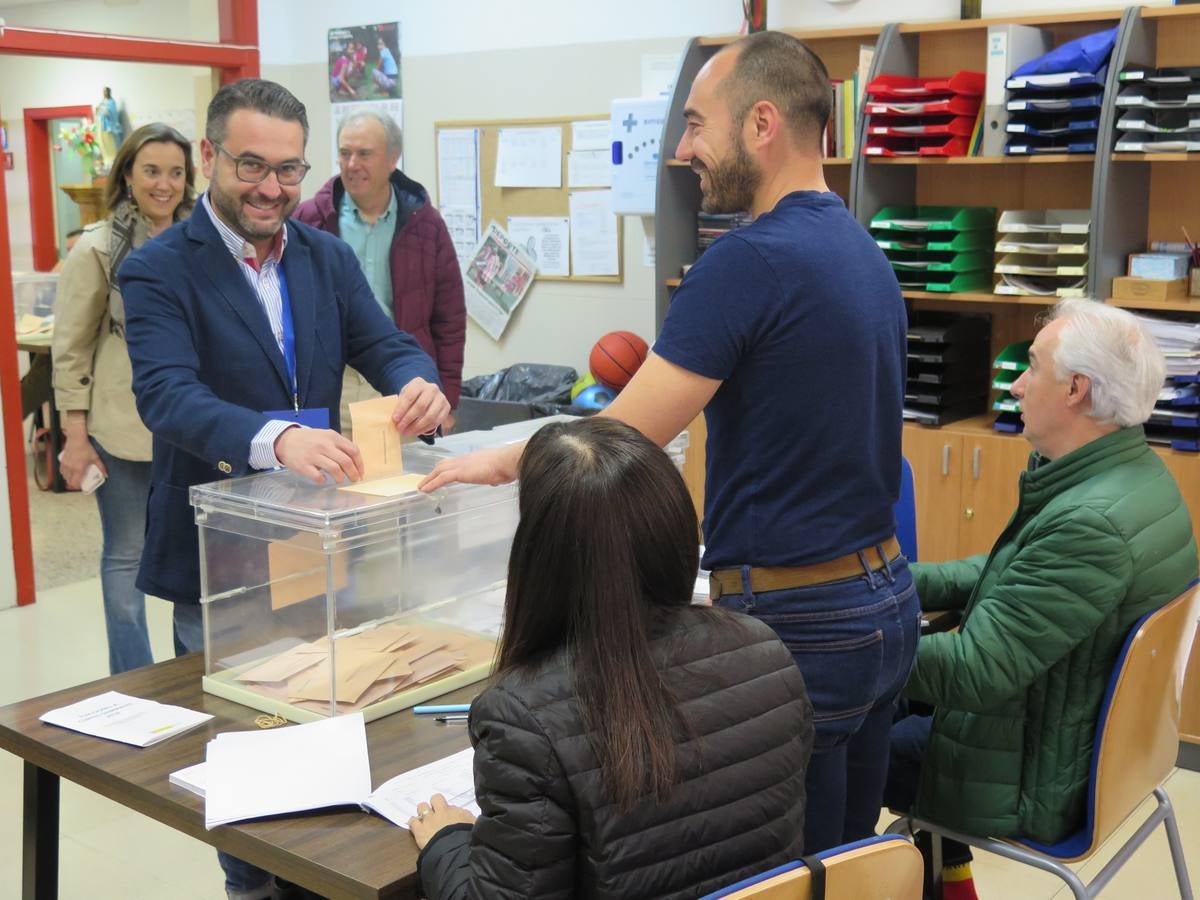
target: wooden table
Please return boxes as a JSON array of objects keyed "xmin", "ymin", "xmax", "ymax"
[{"xmin": 0, "ymin": 654, "xmax": 477, "ymax": 899}]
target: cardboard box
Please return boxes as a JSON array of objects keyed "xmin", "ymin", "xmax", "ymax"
[
  {"xmin": 1192, "ymin": 267, "xmax": 1200, "ymax": 299},
  {"xmin": 1129, "ymin": 252, "xmax": 1191, "ymax": 280},
  {"xmin": 1112, "ymin": 276, "xmax": 1189, "ymax": 303}
]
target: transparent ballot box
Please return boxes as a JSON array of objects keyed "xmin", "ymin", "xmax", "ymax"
[
  {"xmin": 12, "ymin": 272, "xmax": 59, "ymax": 321},
  {"xmin": 191, "ymin": 445, "xmax": 517, "ymax": 723}
]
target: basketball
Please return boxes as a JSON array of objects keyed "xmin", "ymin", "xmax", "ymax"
[{"xmin": 589, "ymin": 331, "xmax": 649, "ymax": 390}]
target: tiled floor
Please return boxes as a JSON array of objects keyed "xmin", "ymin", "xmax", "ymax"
[{"xmin": 1, "ymin": 576, "xmax": 1198, "ymax": 898}]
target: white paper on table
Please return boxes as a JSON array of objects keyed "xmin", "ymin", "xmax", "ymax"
[
  {"xmin": 170, "ymin": 761, "xmax": 209, "ymax": 797},
  {"xmin": 571, "ymin": 119, "xmax": 611, "ymax": 152},
  {"xmin": 39, "ymin": 691, "xmax": 213, "ymax": 748},
  {"xmin": 568, "ymin": 190, "xmax": 619, "ymax": 277},
  {"xmin": 567, "ymin": 150, "xmax": 612, "ymax": 188},
  {"xmin": 494, "ymin": 127, "xmax": 562, "ymax": 188},
  {"xmin": 506, "ymin": 216, "xmax": 570, "ymax": 277},
  {"xmin": 363, "ymin": 747, "xmax": 480, "ymax": 829},
  {"xmin": 642, "ymin": 52, "xmax": 681, "ymax": 99},
  {"xmin": 204, "ymin": 713, "xmax": 372, "ymax": 829}
]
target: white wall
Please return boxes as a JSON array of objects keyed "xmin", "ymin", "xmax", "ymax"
[
  {"xmin": 0, "ymin": 0, "xmax": 218, "ymax": 270},
  {"xmin": 256, "ymin": 0, "xmax": 1013, "ymax": 381}
]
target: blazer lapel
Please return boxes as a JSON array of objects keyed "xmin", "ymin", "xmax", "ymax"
[
  {"xmin": 186, "ymin": 213, "xmax": 290, "ymax": 397},
  {"xmin": 281, "ymin": 232, "xmax": 316, "ymax": 407}
]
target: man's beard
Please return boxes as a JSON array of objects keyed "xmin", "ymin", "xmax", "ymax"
[
  {"xmin": 696, "ymin": 132, "xmax": 760, "ymax": 214},
  {"xmin": 209, "ymin": 181, "xmax": 295, "ymax": 242}
]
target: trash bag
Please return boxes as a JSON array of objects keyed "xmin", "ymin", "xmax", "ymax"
[{"xmin": 460, "ymin": 363, "xmax": 579, "ymax": 405}]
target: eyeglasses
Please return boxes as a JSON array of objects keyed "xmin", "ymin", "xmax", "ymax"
[{"xmin": 213, "ymin": 142, "xmax": 311, "ymax": 186}]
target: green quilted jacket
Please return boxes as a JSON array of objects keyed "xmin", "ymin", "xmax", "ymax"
[{"xmin": 908, "ymin": 426, "xmax": 1197, "ymax": 844}]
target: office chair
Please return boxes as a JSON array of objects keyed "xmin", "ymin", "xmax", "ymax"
[
  {"xmin": 702, "ymin": 834, "xmax": 924, "ymax": 900},
  {"xmin": 887, "ymin": 583, "xmax": 1200, "ymax": 900},
  {"xmin": 895, "ymin": 456, "xmax": 918, "ymax": 562}
]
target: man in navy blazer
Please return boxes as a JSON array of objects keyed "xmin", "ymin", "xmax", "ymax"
[
  {"xmin": 122, "ymin": 79, "xmax": 448, "ymax": 611},
  {"xmin": 121, "ymin": 78, "xmax": 449, "ymax": 899}
]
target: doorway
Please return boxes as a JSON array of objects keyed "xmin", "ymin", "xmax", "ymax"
[
  {"xmin": 22, "ymin": 105, "xmax": 93, "ymax": 272},
  {"xmin": 49, "ymin": 116, "xmax": 90, "ymax": 262}
]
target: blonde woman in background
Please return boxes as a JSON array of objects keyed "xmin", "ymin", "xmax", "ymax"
[{"xmin": 52, "ymin": 123, "xmax": 195, "ymax": 674}]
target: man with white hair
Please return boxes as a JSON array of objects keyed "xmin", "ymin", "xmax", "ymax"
[
  {"xmin": 884, "ymin": 299, "xmax": 1198, "ymax": 899},
  {"xmin": 294, "ymin": 109, "xmax": 465, "ymax": 428}
]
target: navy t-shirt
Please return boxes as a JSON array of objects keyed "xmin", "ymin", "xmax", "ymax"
[{"xmin": 654, "ymin": 191, "xmax": 906, "ymax": 570}]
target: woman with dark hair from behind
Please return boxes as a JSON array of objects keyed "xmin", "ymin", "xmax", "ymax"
[{"xmin": 410, "ymin": 417, "xmax": 814, "ymax": 899}]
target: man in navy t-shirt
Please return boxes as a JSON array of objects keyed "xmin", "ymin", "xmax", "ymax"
[{"xmin": 422, "ymin": 32, "xmax": 915, "ymax": 854}]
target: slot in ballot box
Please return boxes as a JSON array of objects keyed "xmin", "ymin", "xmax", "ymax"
[{"xmin": 191, "ymin": 444, "xmax": 518, "ymax": 723}]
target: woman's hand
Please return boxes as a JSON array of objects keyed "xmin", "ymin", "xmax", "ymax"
[
  {"xmin": 408, "ymin": 793, "xmax": 477, "ymax": 849},
  {"xmin": 59, "ymin": 426, "xmax": 107, "ymax": 491}
]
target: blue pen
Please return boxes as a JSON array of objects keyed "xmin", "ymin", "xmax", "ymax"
[{"xmin": 413, "ymin": 704, "xmax": 471, "ymax": 715}]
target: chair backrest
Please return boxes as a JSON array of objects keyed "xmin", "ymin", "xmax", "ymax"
[
  {"xmin": 894, "ymin": 456, "xmax": 918, "ymax": 562},
  {"xmin": 705, "ymin": 835, "xmax": 924, "ymax": 900},
  {"xmin": 1088, "ymin": 582, "xmax": 1200, "ymax": 847}
]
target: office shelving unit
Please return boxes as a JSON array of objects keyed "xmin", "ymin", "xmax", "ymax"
[{"xmin": 654, "ymin": 7, "xmax": 1200, "ymax": 755}]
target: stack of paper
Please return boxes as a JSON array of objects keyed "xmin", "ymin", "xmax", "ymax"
[
  {"xmin": 992, "ymin": 210, "xmax": 1090, "ymax": 297},
  {"xmin": 1115, "ymin": 67, "xmax": 1200, "ymax": 152},
  {"xmin": 991, "ymin": 341, "xmax": 1033, "ymax": 433},
  {"xmin": 903, "ymin": 311, "xmax": 991, "ymax": 426},
  {"xmin": 174, "ymin": 742, "xmax": 479, "ymax": 831},
  {"xmin": 229, "ymin": 621, "xmax": 495, "ymax": 717},
  {"xmin": 204, "ymin": 713, "xmax": 372, "ymax": 829},
  {"xmin": 1135, "ymin": 313, "xmax": 1200, "ymax": 451},
  {"xmin": 39, "ymin": 691, "xmax": 212, "ymax": 747},
  {"xmin": 862, "ymin": 71, "xmax": 985, "ymax": 157},
  {"xmin": 1004, "ymin": 27, "xmax": 1117, "ymax": 155},
  {"xmin": 870, "ymin": 205, "xmax": 995, "ymax": 293}
]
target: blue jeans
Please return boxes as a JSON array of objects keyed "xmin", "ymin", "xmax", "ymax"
[
  {"xmin": 92, "ymin": 441, "xmax": 153, "ymax": 675},
  {"xmin": 716, "ymin": 550, "xmax": 920, "ymax": 854},
  {"xmin": 886, "ymin": 714, "xmax": 973, "ymax": 878},
  {"xmin": 173, "ymin": 603, "xmax": 273, "ymax": 897}
]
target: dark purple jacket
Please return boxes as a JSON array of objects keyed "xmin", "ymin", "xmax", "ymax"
[{"xmin": 294, "ymin": 171, "xmax": 466, "ymax": 407}]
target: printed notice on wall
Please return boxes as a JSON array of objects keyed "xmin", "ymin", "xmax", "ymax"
[
  {"xmin": 494, "ymin": 126, "xmax": 562, "ymax": 188},
  {"xmin": 568, "ymin": 190, "xmax": 619, "ymax": 277},
  {"xmin": 506, "ymin": 217, "xmax": 569, "ymax": 277},
  {"xmin": 437, "ymin": 128, "xmax": 482, "ymax": 263},
  {"xmin": 463, "ymin": 222, "xmax": 538, "ymax": 341}
]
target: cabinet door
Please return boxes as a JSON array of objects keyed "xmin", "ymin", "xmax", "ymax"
[
  {"xmin": 901, "ymin": 427, "xmax": 963, "ymax": 563},
  {"xmin": 1154, "ymin": 448, "xmax": 1200, "ymax": 744},
  {"xmin": 959, "ymin": 434, "xmax": 1030, "ymax": 558}
]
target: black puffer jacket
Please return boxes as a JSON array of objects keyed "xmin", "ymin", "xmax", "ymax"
[{"xmin": 417, "ymin": 606, "xmax": 813, "ymax": 899}]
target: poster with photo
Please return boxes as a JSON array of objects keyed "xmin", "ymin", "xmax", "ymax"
[
  {"xmin": 464, "ymin": 223, "xmax": 538, "ymax": 341},
  {"xmin": 328, "ymin": 22, "xmax": 401, "ymax": 103}
]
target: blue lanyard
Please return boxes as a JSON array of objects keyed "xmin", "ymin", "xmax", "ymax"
[{"xmin": 276, "ymin": 265, "xmax": 299, "ymax": 411}]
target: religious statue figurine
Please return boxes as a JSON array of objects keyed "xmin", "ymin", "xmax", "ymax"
[{"xmin": 95, "ymin": 86, "xmax": 124, "ymax": 167}]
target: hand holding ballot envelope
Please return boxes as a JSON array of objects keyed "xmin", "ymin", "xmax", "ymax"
[{"xmin": 276, "ymin": 380, "xmax": 449, "ymax": 485}]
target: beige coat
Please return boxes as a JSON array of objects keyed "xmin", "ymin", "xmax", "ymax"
[{"xmin": 52, "ymin": 218, "xmax": 152, "ymax": 461}]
